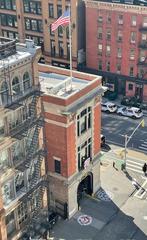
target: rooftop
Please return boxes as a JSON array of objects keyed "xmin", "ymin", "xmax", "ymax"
[
  {"xmin": 0, "ymin": 38, "xmax": 41, "ymax": 70},
  {"xmin": 39, "ymin": 72, "xmax": 92, "ymax": 99},
  {"xmin": 92, "ymin": 0, "xmax": 147, "ymax": 6},
  {"xmin": 0, "ymin": 37, "xmax": 16, "ymax": 60}
]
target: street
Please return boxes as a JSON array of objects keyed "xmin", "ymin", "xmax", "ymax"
[{"xmin": 101, "ymin": 112, "xmax": 147, "ymax": 154}]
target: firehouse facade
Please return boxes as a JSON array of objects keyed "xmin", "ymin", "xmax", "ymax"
[{"xmin": 39, "ymin": 65, "xmax": 104, "ymax": 218}]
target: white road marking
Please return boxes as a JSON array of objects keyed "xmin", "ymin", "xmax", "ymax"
[{"xmin": 139, "ymin": 146, "xmax": 147, "ymax": 151}]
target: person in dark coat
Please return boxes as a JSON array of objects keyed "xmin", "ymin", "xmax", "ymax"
[{"xmin": 142, "ymin": 163, "xmax": 147, "ymax": 176}]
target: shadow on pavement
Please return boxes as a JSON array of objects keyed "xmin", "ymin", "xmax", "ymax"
[{"xmin": 49, "ymin": 188, "xmax": 147, "ymax": 240}]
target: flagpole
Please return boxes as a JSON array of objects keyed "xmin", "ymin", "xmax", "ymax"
[{"xmin": 69, "ymin": 5, "xmax": 72, "ymax": 90}]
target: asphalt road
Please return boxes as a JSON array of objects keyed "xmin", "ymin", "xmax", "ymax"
[{"xmin": 101, "ymin": 112, "xmax": 147, "ymax": 154}]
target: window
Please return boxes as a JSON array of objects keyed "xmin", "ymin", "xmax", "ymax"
[
  {"xmin": 25, "ymin": 18, "xmax": 43, "ymax": 32},
  {"xmin": 49, "ymin": 3, "xmax": 54, "ymax": 18},
  {"xmin": 0, "ymin": 0, "xmax": 16, "ymax": 10},
  {"xmin": 58, "ymin": 26, "xmax": 63, "ymax": 37},
  {"xmin": 11, "ymin": 140, "xmax": 24, "ymax": 164},
  {"xmin": 128, "ymin": 83, "xmax": 133, "ymax": 90},
  {"xmin": 57, "ymin": 5, "xmax": 62, "ymax": 17},
  {"xmin": 8, "ymin": 110, "xmax": 21, "ymax": 130},
  {"xmin": 78, "ymin": 138, "xmax": 92, "ymax": 171},
  {"xmin": 139, "ymin": 69, "xmax": 145, "ymax": 78},
  {"xmin": 55, "ymin": 160, "xmax": 61, "ymax": 174},
  {"xmin": 23, "ymin": 72, "xmax": 31, "ymax": 91},
  {"xmin": 2, "ymin": 181, "xmax": 14, "ymax": 205},
  {"xmin": 107, "ymin": 14, "xmax": 111, "ymax": 24},
  {"xmin": 98, "ymin": 27, "xmax": 102, "ymax": 39},
  {"xmin": 117, "ymin": 30, "xmax": 123, "ymax": 42},
  {"xmin": 98, "ymin": 44, "xmax": 102, "ymax": 56},
  {"xmin": 106, "ymin": 29, "xmax": 111, "ymax": 41},
  {"xmin": 23, "ymin": 0, "xmax": 42, "ymax": 14},
  {"xmin": 31, "ymin": 19, "xmax": 38, "ymax": 31},
  {"xmin": 98, "ymin": 16, "xmax": 103, "ymax": 23},
  {"xmin": 129, "ymin": 66, "xmax": 134, "ymax": 76},
  {"xmin": 130, "ymin": 49, "xmax": 135, "ymax": 60},
  {"xmin": 116, "ymin": 63, "xmax": 121, "ymax": 74},
  {"xmin": 0, "ymin": 149, "xmax": 8, "ymax": 171},
  {"xmin": 1, "ymin": 14, "xmax": 17, "ymax": 28},
  {"xmin": 17, "ymin": 202, "xmax": 28, "ymax": 226},
  {"xmin": 2, "ymin": 30, "xmax": 18, "ymax": 40},
  {"xmin": 66, "ymin": 26, "xmax": 69, "ymax": 39},
  {"xmin": 131, "ymin": 16, "xmax": 136, "ymax": 26},
  {"xmin": 67, "ymin": 43, "xmax": 70, "ymax": 59},
  {"xmin": 59, "ymin": 41, "xmax": 64, "ymax": 57},
  {"xmin": 50, "ymin": 25, "xmax": 54, "ymax": 36},
  {"xmin": 5, "ymin": 212, "xmax": 16, "ymax": 237},
  {"xmin": 143, "ymin": 17, "xmax": 147, "ymax": 27},
  {"xmin": 0, "ymin": 81, "xmax": 9, "ymax": 105},
  {"xmin": 77, "ymin": 107, "xmax": 91, "ymax": 137},
  {"xmin": 98, "ymin": 60, "xmax": 102, "ymax": 71},
  {"xmin": 141, "ymin": 33, "xmax": 147, "ymax": 41},
  {"xmin": 106, "ymin": 45, "xmax": 111, "ymax": 56},
  {"xmin": 15, "ymin": 171, "xmax": 24, "ymax": 193},
  {"xmin": 26, "ymin": 35, "xmax": 43, "ymax": 46},
  {"xmin": 12, "ymin": 77, "xmax": 21, "ymax": 95},
  {"xmin": 130, "ymin": 32, "xmax": 136, "ymax": 43},
  {"xmin": 118, "ymin": 15, "xmax": 123, "ymax": 25},
  {"xmin": 51, "ymin": 40, "xmax": 56, "ymax": 56},
  {"xmin": 106, "ymin": 61, "xmax": 110, "ymax": 71},
  {"xmin": 117, "ymin": 48, "xmax": 122, "ymax": 58},
  {"xmin": 0, "ymin": 118, "xmax": 4, "ymax": 140}
]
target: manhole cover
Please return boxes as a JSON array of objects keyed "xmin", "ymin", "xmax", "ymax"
[
  {"xmin": 77, "ymin": 215, "xmax": 92, "ymax": 226},
  {"xmin": 96, "ymin": 189, "xmax": 114, "ymax": 201}
]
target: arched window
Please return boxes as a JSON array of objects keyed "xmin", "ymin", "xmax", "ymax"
[
  {"xmin": 0, "ymin": 81, "xmax": 9, "ymax": 105},
  {"xmin": 12, "ymin": 77, "xmax": 20, "ymax": 95},
  {"xmin": 23, "ymin": 72, "xmax": 31, "ymax": 91}
]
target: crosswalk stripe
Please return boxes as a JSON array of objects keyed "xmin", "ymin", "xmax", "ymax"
[
  {"xmin": 140, "ymin": 144, "xmax": 147, "ymax": 147},
  {"xmin": 140, "ymin": 141, "xmax": 147, "ymax": 144},
  {"xmin": 126, "ymin": 163, "xmax": 142, "ymax": 169},
  {"xmin": 126, "ymin": 161, "xmax": 143, "ymax": 166},
  {"xmin": 139, "ymin": 146, "xmax": 147, "ymax": 151},
  {"xmin": 126, "ymin": 167, "xmax": 143, "ymax": 174}
]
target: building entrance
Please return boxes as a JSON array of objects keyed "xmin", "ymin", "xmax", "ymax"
[{"xmin": 77, "ymin": 173, "xmax": 93, "ymax": 202}]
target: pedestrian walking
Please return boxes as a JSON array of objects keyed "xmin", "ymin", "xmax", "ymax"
[{"xmin": 142, "ymin": 163, "xmax": 147, "ymax": 176}]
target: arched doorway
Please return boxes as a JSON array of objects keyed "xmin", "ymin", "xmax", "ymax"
[{"xmin": 77, "ymin": 173, "xmax": 93, "ymax": 202}]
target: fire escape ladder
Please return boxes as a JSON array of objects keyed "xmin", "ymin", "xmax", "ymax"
[
  {"xmin": 28, "ymin": 152, "xmax": 45, "ymax": 189},
  {"xmin": 31, "ymin": 184, "xmax": 47, "ymax": 221},
  {"xmin": 25, "ymin": 122, "xmax": 43, "ymax": 168}
]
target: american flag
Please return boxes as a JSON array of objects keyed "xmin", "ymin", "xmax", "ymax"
[{"xmin": 51, "ymin": 10, "xmax": 70, "ymax": 32}]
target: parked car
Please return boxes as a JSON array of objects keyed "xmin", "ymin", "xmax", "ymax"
[
  {"xmin": 101, "ymin": 102, "xmax": 117, "ymax": 113},
  {"xmin": 117, "ymin": 106, "xmax": 143, "ymax": 119}
]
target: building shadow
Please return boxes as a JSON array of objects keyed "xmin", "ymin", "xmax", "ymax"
[{"xmin": 49, "ymin": 187, "xmax": 147, "ymax": 240}]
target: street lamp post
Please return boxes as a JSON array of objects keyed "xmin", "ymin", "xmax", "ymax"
[{"xmin": 123, "ymin": 119, "xmax": 144, "ymax": 170}]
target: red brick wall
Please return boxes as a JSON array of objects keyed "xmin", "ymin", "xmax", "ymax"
[
  {"xmin": 93, "ymin": 103, "xmax": 101, "ymax": 155},
  {"xmin": 45, "ymin": 121, "xmax": 76, "ymax": 178},
  {"xmin": 86, "ymin": 5, "xmax": 147, "ymax": 77},
  {"xmin": 143, "ymin": 85, "xmax": 147, "ymax": 101}
]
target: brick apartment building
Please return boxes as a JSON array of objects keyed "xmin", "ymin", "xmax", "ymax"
[
  {"xmin": 39, "ymin": 64, "xmax": 104, "ymax": 218},
  {"xmin": 0, "ymin": 38, "xmax": 48, "ymax": 240},
  {"xmin": 0, "ymin": 0, "xmax": 85, "ymax": 69},
  {"xmin": 85, "ymin": 0, "xmax": 147, "ymax": 102}
]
